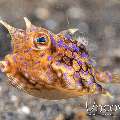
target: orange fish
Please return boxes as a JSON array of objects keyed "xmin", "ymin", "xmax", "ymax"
[{"xmin": 0, "ymin": 17, "xmax": 119, "ymax": 99}]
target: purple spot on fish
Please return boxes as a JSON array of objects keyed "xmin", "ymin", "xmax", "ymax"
[
  {"xmin": 88, "ymin": 59, "xmax": 93, "ymax": 65},
  {"xmin": 81, "ymin": 69, "xmax": 84, "ymax": 74},
  {"xmin": 81, "ymin": 53, "xmax": 88, "ymax": 58},
  {"xmin": 84, "ymin": 71, "xmax": 88, "ymax": 75},
  {"xmin": 78, "ymin": 60, "xmax": 83, "ymax": 65},
  {"xmin": 77, "ymin": 78, "xmax": 82, "ymax": 85},
  {"xmin": 74, "ymin": 72, "xmax": 80, "ymax": 78},
  {"xmin": 56, "ymin": 61, "xmax": 61, "ymax": 65},
  {"xmin": 63, "ymin": 73, "xmax": 68, "ymax": 80},
  {"xmin": 87, "ymin": 78, "xmax": 94, "ymax": 85},
  {"xmin": 63, "ymin": 44, "xmax": 69, "ymax": 49},
  {"xmin": 50, "ymin": 34, "xmax": 56, "ymax": 47},
  {"xmin": 106, "ymin": 71, "xmax": 112, "ymax": 82},
  {"xmin": 48, "ymin": 56, "xmax": 52, "ymax": 61},
  {"xmin": 81, "ymin": 70, "xmax": 88, "ymax": 75},
  {"xmin": 57, "ymin": 40, "xmax": 63, "ymax": 47},
  {"xmin": 88, "ymin": 59, "xmax": 96, "ymax": 66},
  {"xmin": 63, "ymin": 73, "xmax": 67, "ymax": 76},
  {"xmin": 13, "ymin": 56, "xmax": 17, "ymax": 63},
  {"xmin": 67, "ymin": 66, "xmax": 72, "ymax": 70},
  {"xmin": 89, "ymin": 68, "xmax": 93, "ymax": 74},
  {"xmin": 72, "ymin": 44, "xmax": 79, "ymax": 52},
  {"xmin": 65, "ymin": 34, "xmax": 72, "ymax": 40},
  {"xmin": 96, "ymin": 83, "xmax": 102, "ymax": 91}
]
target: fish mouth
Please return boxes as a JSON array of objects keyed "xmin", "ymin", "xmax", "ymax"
[{"xmin": 0, "ymin": 61, "xmax": 9, "ymax": 73}]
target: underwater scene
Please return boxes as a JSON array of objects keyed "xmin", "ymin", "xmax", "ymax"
[{"xmin": 0, "ymin": 0, "xmax": 120, "ymax": 120}]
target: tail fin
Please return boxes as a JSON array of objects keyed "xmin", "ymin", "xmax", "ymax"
[
  {"xmin": 96, "ymin": 70, "xmax": 120, "ymax": 84},
  {"xmin": 111, "ymin": 73, "xmax": 120, "ymax": 83}
]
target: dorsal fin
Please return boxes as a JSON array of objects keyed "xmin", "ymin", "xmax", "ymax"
[{"xmin": 57, "ymin": 28, "xmax": 88, "ymax": 46}]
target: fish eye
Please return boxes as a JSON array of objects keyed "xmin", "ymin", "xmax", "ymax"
[
  {"xmin": 35, "ymin": 37, "xmax": 46, "ymax": 44},
  {"xmin": 33, "ymin": 36, "xmax": 48, "ymax": 50}
]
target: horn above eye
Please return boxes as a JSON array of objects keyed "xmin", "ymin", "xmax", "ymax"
[
  {"xmin": 0, "ymin": 20, "xmax": 16, "ymax": 35},
  {"xmin": 24, "ymin": 17, "xmax": 32, "ymax": 30}
]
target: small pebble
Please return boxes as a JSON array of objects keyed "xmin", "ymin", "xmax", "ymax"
[
  {"xmin": 11, "ymin": 95, "xmax": 17, "ymax": 102},
  {"xmin": 17, "ymin": 106, "xmax": 31, "ymax": 115}
]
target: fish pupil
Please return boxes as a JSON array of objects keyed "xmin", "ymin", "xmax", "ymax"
[{"xmin": 36, "ymin": 37, "xmax": 46, "ymax": 43}]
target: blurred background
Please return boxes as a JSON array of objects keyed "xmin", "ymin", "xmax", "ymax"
[{"xmin": 0, "ymin": 0, "xmax": 120, "ymax": 120}]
